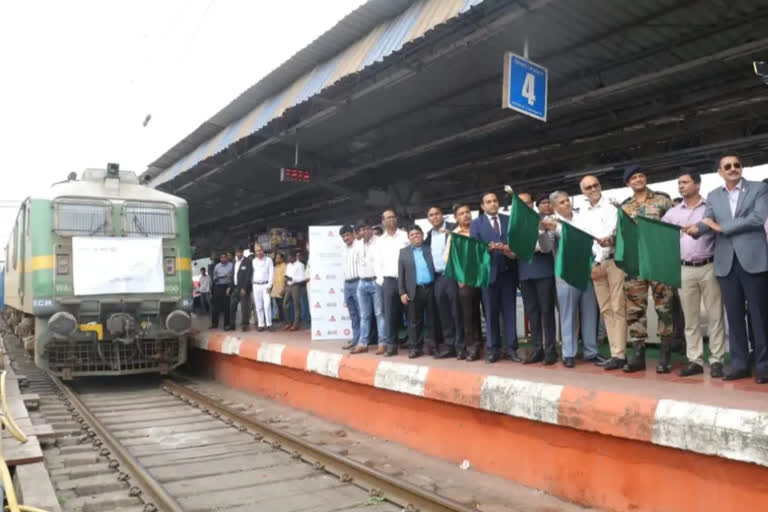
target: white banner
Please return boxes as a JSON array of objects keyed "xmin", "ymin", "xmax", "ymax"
[
  {"xmin": 73, "ymin": 237, "xmax": 164, "ymax": 296},
  {"xmin": 308, "ymin": 226, "xmax": 353, "ymax": 341}
]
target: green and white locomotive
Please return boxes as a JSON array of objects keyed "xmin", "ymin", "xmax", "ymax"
[{"xmin": 3, "ymin": 164, "xmax": 192, "ymax": 378}]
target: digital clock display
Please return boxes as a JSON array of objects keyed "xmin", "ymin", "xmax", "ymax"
[{"xmin": 280, "ymin": 168, "xmax": 311, "ymax": 183}]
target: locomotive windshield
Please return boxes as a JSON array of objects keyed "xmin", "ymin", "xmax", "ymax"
[
  {"xmin": 122, "ymin": 201, "xmax": 176, "ymax": 238},
  {"xmin": 53, "ymin": 198, "xmax": 112, "ymax": 236}
]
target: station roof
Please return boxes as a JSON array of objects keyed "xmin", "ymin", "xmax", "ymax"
[{"xmin": 144, "ymin": 0, "xmax": 768, "ymax": 250}]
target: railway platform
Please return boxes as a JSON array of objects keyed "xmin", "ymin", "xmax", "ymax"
[{"xmin": 190, "ymin": 324, "xmax": 768, "ymax": 512}]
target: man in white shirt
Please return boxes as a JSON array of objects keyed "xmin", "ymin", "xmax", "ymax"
[
  {"xmin": 198, "ymin": 267, "xmax": 211, "ymax": 314},
  {"xmin": 251, "ymin": 244, "xmax": 274, "ymax": 332},
  {"xmin": 352, "ymin": 219, "xmax": 387, "ymax": 354},
  {"xmin": 578, "ymin": 175, "xmax": 626, "ymax": 370},
  {"xmin": 375, "ymin": 209, "xmax": 410, "ymax": 351},
  {"xmin": 339, "ymin": 225, "xmax": 361, "ymax": 350},
  {"xmin": 282, "ymin": 251, "xmax": 307, "ymax": 331}
]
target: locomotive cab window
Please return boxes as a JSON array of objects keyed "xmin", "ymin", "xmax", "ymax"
[
  {"xmin": 53, "ymin": 198, "xmax": 112, "ymax": 236},
  {"xmin": 122, "ymin": 201, "xmax": 176, "ymax": 238}
]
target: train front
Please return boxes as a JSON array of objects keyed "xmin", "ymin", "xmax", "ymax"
[{"xmin": 37, "ymin": 165, "xmax": 192, "ymax": 378}]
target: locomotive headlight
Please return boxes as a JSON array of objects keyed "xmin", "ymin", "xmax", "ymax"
[
  {"xmin": 164, "ymin": 257, "xmax": 176, "ymax": 275},
  {"xmin": 56, "ymin": 254, "xmax": 70, "ymax": 275},
  {"xmin": 48, "ymin": 311, "xmax": 77, "ymax": 338}
]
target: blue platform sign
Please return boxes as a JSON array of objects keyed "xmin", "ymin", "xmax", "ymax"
[{"xmin": 502, "ymin": 52, "xmax": 548, "ymax": 122}]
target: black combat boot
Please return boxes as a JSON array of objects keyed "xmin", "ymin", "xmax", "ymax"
[
  {"xmin": 656, "ymin": 339, "xmax": 672, "ymax": 374},
  {"xmin": 623, "ymin": 339, "xmax": 646, "ymax": 373}
]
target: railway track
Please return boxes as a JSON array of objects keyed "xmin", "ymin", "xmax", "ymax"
[{"xmin": 6, "ymin": 336, "xmax": 475, "ymax": 512}]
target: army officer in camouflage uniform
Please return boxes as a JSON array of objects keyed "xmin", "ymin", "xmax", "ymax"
[{"xmin": 620, "ymin": 165, "xmax": 676, "ymax": 374}]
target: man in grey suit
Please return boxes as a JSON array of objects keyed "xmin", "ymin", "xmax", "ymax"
[{"xmin": 685, "ymin": 154, "xmax": 768, "ymax": 383}]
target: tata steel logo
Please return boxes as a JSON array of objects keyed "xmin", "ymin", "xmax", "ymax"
[
  {"xmin": 314, "ymin": 274, "xmax": 322, "ymax": 280},
  {"xmin": 327, "ymin": 230, "xmax": 334, "ymax": 237},
  {"xmin": 315, "ymin": 330, "xmax": 322, "ymax": 337},
  {"xmin": 328, "ymin": 288, "xmax": 336, "ymax": 294},
  {"xmin": 329, "ymin": 315, "xmax": 336, "ymax": 322},
  {"xmin": 314, "ymin": 302, "xmax": 322, "ymax": 309},
  {"xmin": 343, "ymin": 328, "xmax": 351, "ymax": 336},
  {"xmin": 326, "ymin": 302, "xmax": 337, "ymax": 307}
]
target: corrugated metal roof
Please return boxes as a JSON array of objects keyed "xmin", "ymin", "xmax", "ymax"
[{"xmin": 146, "ymin": 0, "xmax": 486, "ymax": 185}]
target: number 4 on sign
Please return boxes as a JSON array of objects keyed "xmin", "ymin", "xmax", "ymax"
[{"xmin": 522, "ymin": 73, "xmax": 536, "ymax": 106}]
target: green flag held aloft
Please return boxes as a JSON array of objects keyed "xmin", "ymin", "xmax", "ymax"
[
  {"xmin": 506, "ymin": 194, "xmax": 540, "ymax": 262},
  {"xmin": 615, "ymin": 207, "xmax": 639, "ymax": 278},
  {"xmin": 444, "ymin": 233, "xmax": 491, "ymax": 288},
  {"xmin": 555, "ymin": 221, "xmax": 594, "ymax": 290},
  {"xmin": 637, "ymin": 216, "xmax": 681, "ymax": 288}
]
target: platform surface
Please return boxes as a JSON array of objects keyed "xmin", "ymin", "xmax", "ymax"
[{"xmin": 190, "ymin": 323, "xmax": 768, "ymax": 469}]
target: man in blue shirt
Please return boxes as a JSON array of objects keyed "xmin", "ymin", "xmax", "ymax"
[
  {"xmin": 425, "ymin": 206, "xmax": 462, "ymax": 359},
  {"xmin": 397, "ymin": 225, "xmax": 437, "ymax": 359}
]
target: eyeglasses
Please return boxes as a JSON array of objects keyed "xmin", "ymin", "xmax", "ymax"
[
  {"xmin": 723, "ymin": 162, "xmax": 742, "ymax": 171},
  {"xmin": 582, "ymin": 183, "xmax": 600, "ymax": 190}
]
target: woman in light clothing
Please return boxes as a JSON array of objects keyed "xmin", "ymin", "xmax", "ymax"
[{"xmin": 271, "ymin": 252, "xmax": 287, "ymax": 323}]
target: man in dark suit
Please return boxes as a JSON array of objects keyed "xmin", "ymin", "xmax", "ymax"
[
  {"xmin": 425, "ymin": 206, "xmax": 463, "ymax": 358},
  {"xmin": 470, "ymin": 191, "xmax": 520, "ymax": 363},
  {"xmin": 685, "ymin": 154, "xmax": 768, "ymax": 382},
  {"xmin": 397, "ymin": 225, "xmax": 437, "ymax": 359},
  {"xmin": 229, "ymin": 246, "xmax": 254, "ymax": 332}
]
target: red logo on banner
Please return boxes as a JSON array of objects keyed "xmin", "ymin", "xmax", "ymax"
[
  {"xmin": 327, "ymin": 230, "xmax": 334, "ymax": 237},
  {"xmin": 314, "ymin": 302, "xmax": 322, "ymax": 309},
  {"xmin": 314, "ymin": 274, "xmax": 321, "ymax": 280},
  {"xmin": 329, "ymin": 315, "xmax": 336, "ymax": 322},
  {"xmin": 315, "ymin": 330, "xmax": 322, "ymax": 336},
  {"xmin": 328, "ymin": 288, "xmax": 336, "ymax": 294},
  {"xmin": 344, "ymin": 329, "xmax": 351, "ymax": 336}
]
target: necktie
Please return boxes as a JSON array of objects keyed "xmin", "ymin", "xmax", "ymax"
[{"xmin": 492, "ymin": 217, "xmax": 500, "ymax": 236}]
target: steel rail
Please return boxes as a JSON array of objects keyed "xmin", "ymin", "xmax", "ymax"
[
  {"xmin": 47, "ymin": 372, "xmax": 185, "ymax": 512},
  {"xmin": 162, "ymin": 379, "xmax": 475, "ymax": 512}
]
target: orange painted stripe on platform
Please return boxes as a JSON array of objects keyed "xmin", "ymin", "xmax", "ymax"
[
  {"xmin": 206, "ymin": 333, "xmax": 227, "ymax": 353},
  {"xmin": 423, "ymin": 367, "xmax": 483, "ymax": 408},
  {"xmin": 280, "ymin": 345, "xmax": 310, "ymax": 370},
  {"xmin": 557, "ymin": 386, "xmax": 658, "ymax": 442},
  {"xmin": 337, "ymin": 356, "xmax": 379, "ymax": 387},
  {"xmin": 237, "ymin": 339, "xmax": 261, "ymax": 361}
]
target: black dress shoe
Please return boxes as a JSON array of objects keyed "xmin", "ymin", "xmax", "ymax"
[
  {"xmin": 385, "ymin": 346, "xmax": 399, "ymax": 357},
  {"xmin": 585, "ymin": 354, "xmax": 609, "ymax": 366},
  {"xmin": 756, "ymin": 375, "xmax": 768, "ymax": 384},
  {"xmin": 723, "ymin": 369, "xmax": 750, "ymax": 381},
  {"xmin": 435, "ymin": 349, "xmax": 457, "ymax": 359},
  {"xmin": 456, "ymin": 350, "xmax": 467, "ymax": 360},
  {"xmin": 543, "ymin": 353, "xmax": 558, "ymax": 366},
  {"xmin": 224, "ymin": 325, "xmax": 234, "ymax": 331},
  {"xmin": 485, "ymin": 352, "xmax": 500, "ymax": 364},
  {"xmin": 678, "ymin": 362, "xmax": 703, "ymax": 377},
  {"xmin": 563, "ymin": 357, "xmax": 575, "ymax": 368},
  {"xmin": 710, "ymin": 362, "xmax": 724, "ymax": 379},
  {"xmin": 603, "ymin": 357, "xmax": 627, "ymax": 371},
  {"xmin": 523, "ymin": 350, "xmax": 544, "ymax": 365},
  {"xmin": 408, "ymin": 349, "xmax": 423, "ymax": 359},
  {"xmin": 466, "ymin": 352, "xmax": 480, "ymax": 362},
  {"xmin": 342, "ymin": 341, "xmax": 356, "ymax": 350},
  {"xmin": 504, "ymin": 352, "xmax": 522, "ymax": 363}
]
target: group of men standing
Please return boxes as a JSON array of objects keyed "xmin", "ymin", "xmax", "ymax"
[
  {"xmin": 335, "ymin": 154, "xmax": 768, "ymax": 384},
  {"xmin": 207, "ymin": 247, "xmax": 308, "ymax": 333}
]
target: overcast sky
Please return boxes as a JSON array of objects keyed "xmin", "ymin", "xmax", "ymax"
[{"xmin": 0, "ymin": 0, "xmax": 366, "ymax": 248}]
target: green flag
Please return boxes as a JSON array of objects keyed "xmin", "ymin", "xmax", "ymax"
[
  {"xmin": 555, "ymin": 221, "xmax": 594, "ymax": 290},
  {"xmin": 507, "ymin": 194, "xmax": 540, "ymax": 262},
  {"xmin": 444, "ymin": 233, "xmax": 491, "ymax": 288},
  {"xmin": 637, "ymin": 216, "xmax": 681, "ymax": 288},
  {"xmin": 615, "ymin": 207, "xmax": 639, "ymax": 278}
]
